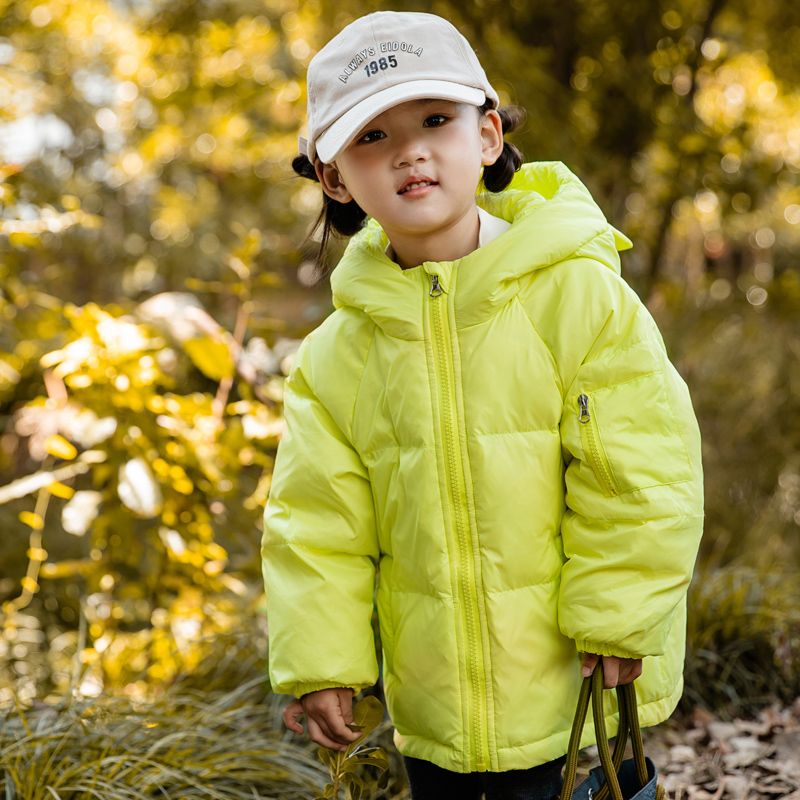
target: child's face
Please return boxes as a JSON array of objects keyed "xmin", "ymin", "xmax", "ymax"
[{"xmin": 316, "ymin": 99, "xmax": 503, "ymax": 249}]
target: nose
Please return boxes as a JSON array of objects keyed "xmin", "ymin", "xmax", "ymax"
[{"xmin": 392, "ymin": 129, "xmax": 430, "ymax": 168}]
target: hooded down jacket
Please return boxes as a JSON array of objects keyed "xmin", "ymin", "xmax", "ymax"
[{"xmin": 261, "ymin": 161, "xmax": 705, "ymax": 773}]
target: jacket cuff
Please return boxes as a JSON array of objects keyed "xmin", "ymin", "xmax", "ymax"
[
  {"xmin": 575, "ymin": 639, "xmax": 645, "ymax": 660},
  {"xmin": 284, "ymin": 681, "xmax": 367, "ymax": 699}
]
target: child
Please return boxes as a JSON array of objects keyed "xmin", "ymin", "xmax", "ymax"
[{"xmin": 261, "ymin": 10, "xmax": 704, "ymax": 799}]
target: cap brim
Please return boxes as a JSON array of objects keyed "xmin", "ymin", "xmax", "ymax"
[{"xmin": 313, "ymin": 80, "xmax": 486, "ymax": 163}]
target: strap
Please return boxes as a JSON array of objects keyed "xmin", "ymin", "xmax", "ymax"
[
  {"xmin": 592, "ymin": 667, "xmax": 623, "ymax": 800},
  {"xmin": 622, "ymin": 675, "xmax": 649, "ymax": 787},
  {"xmin": 592, "ymin": 674, "xmax": 630, "ymax": 800},
  {"xmin": 559, "ymin": 674, "xmax": 592, "ymax": 799},
  {"xmin": 559, "ymin": 661, "xmax": 649, "ymax": 800}
]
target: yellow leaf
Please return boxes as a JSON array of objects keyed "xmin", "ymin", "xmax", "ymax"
[
  {"xmin": 8, "ymin": 231, "xmax": 40, "ymax": 249},
  {"xmin": 40, "ymin": 559, "xmax": 95, "ymax": 578},
  {"xmin": 151, "ymin": 458, "xmax": 170, "ymax": 477},
  {"xmin": 184, "ymin": 337, "xmax": 235, "ymax": 381},
  {"xmin": 48, "ymin": 481, "xmax": 75, "ymax": 499},
  {"xmin": 18, "ymin": 511, "xmax": 44, "ymax": 530},
  {"xmin": 173, "ymin": 478, "xmax": 194, "ymax": 495},
  {"xmin": 45, "ymin": 434, "xmax": 78, "ymax": 460},
  {"xmin": 206, "ymin": 542, "xmax": 227, "ymax": 560},
  {"xmin": 678, "ymin": 132, "xmax": 708, "ymax": 155},
  {"xmin": 317, "ymin": 746, "xmax": 336, "ymax": 768},
  {"xmin": 203, "ymin": 560, "xmax": 224, "ymax": 576},
  {"xmin": 348, "ymin": 695, "xmax": 385, "ymax": 743}
]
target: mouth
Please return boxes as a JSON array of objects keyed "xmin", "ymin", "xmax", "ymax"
[{"xmin": 398, "ymin": 179, "xmax": 439, "ymax": 195}]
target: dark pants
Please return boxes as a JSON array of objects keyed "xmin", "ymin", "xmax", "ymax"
[{"xmin": 402, "ymin": 754, "xmax": 567, "ymax": 800}]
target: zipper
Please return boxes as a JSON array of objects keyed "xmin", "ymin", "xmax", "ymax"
[
  {"xmin": 577, "ymin": 393, "xmax": 620, "ymax": 497},
  {"xmin": 428, "ymin": 272, "xmax": 492, "ymax": 770}
]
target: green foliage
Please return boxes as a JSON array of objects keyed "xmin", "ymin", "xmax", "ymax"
[{"xmin": 315, "ymin": 695, "xmax": 390, "ymax": 800}]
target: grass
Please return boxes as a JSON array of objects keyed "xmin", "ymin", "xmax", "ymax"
[
  {"xmin": 0, "ymin": 675, "xmax": 330, "ymax": 799},
  {"xmin": 2, "ymin": 562, "xmax": 798, "ymax": 797},
  {"xmin": 682, "ymin": 560, "xmax": 800, "ymax": 718}
]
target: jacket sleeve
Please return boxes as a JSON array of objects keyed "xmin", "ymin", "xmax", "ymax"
[
  {"xmin": 261, "ymin": 337, "xmax": 379, "ymax": 698},
  {"xmin": 555, "ymin": 259, "xmax": 705, "ymax": 659}
]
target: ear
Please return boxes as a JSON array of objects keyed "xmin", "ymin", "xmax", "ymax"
[
  {"xmin": 479, "ymin": 109, "xmax": 505, "ymax": 167},
  {"xmin": 314, "ymin": 159, "xmax": 353, "ymax": 203}
]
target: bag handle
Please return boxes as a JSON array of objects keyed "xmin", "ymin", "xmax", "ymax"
[{"xmin": 558, "ymin": 661, "xmax": 649, "ymax": 800}]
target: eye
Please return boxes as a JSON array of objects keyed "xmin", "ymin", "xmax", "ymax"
[
  {"xmin": 356, "ymin": 129, "xmax": 385, "ymax": 144},
  {"xmin": 424, "ymin": 114, "xmax": 448, "ymax": 127}
]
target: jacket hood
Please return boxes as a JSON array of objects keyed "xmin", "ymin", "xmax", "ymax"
[{"xmin": 329, "ymin": 161, "xmax": 633, "ymax": 340}]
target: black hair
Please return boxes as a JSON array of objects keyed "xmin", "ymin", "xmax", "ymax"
[{"xmin": 292, "ymin": 99, "xmax": 527, "ymax": 280}]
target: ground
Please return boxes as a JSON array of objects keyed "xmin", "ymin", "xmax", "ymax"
[{"xmin": 632, "ymin": 699, "xmax": 800, "ymax": 799}]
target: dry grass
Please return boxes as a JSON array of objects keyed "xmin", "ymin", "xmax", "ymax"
[
  {"xmin": 0, "ymin": 675, "xmax": 329, "ymax": 799},
  {"xmin": 683, "ymin": 563, "xmax": 800, "ymax": 718}
]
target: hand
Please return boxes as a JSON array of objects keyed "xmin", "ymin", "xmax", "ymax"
[
  {"xmin": 581, "ymin": 653, "xmax": 643, "ymax": 687},
  {"xmin": 282, "ymin": 687, "xmax": 362, "ymax": 752}
]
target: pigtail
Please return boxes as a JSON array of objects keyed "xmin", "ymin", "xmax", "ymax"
[
  {"xmin": 481, "ymin": 100, "xmax": 526, "ymax": 192},
  {"xmin": 291, "ymin": 153, "xmax": 368, "ymax": 280},
  {"xmin": 291, "ymin": 153, "xmax": 318, "ymax": 182}
]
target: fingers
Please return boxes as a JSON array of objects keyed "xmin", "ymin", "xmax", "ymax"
[
  {"xmin": 582, "ymin": 653, "xmax": 642, "ymax": 689},
  {"xmin": 284, "ymin": 693, "xmax": 352, "ymax": 751},
  {"xmin": 301, "ymin": 688, "xmax": 362, "ymax": 751},
  {"xmin": 313, "ymin": 713, "xmax": 348, "ymax": 749},
  {"xmin": 601, "ymin": 657, "xmax": 620, "ymax": 688},
  {"xmin": 282, "ymin": 699, "xmax": 305, "ymax": 734},
  {"xmin": 283, "ymin": 690, "xmax": 360, "ymax": 751},
  {"xmin": 316, "ymin": 696, "xmax": 361, "ymax": 744},
  {"xmin": 307, "ymin": 715, "xmax": 350, "ymax": 752},
  {"xmin": 616, "ymin": 658, "xmax": 644, "ymax": 686},
  {"xmin": 581, "ymin": 652, "xmax": 599, "ymax": 677},
  {"xmin": 580, "ymin": 654, "xmax": 644, "ymax": 687},
  {"xmin": 338, "ymin": 687, "xmax": 355, "ymax": 727}
]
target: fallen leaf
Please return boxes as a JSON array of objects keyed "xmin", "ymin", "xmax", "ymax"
[{"xmin": 670, "ymin": 744, "xmax": 697, "ymax": 763}]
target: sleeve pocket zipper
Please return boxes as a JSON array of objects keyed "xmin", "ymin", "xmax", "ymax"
[{"xmin": 577, "ymin": 393, "xmax": 621, "ymax": 497}]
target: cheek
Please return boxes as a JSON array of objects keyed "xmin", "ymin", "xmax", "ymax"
[
  {"xmin": 449, "ymin": 144, "xmax": 486, "ymax": 179},
  {"xmin": 345, "ymin": 180, "xmax": 389, "ymax": 215},
  {"xmin": 448, "ymin": 130, "xmax": 486, "ymax": 165},
  {"xmin": 337, "ymin": 159, "xmax": 383, "ymax": 194}
]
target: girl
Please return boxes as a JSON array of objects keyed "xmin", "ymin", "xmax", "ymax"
[{"xmin": 261, "ymin": 10, "xmax": 704, "ymax": 800}]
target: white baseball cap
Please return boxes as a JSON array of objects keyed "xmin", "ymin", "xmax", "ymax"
[{"xmin": 300, "ymin": 11, "xmax": 499, "ymax": 164}]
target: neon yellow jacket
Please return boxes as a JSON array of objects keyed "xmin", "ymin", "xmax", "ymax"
[{"xmin": 261, "ymin": 161, "xmax": 704, "ymax": 773}]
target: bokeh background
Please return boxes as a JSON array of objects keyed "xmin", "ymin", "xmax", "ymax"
[{"xmin": 1, "ymin": 0, "xmax": 799, "ymax": 796}]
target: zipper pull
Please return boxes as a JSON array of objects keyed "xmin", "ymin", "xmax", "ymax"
[
  {"xmin": 429, "ymin": 274, "xmax": 446, "ymax": 297},
  {"xmin": 578, "ymin": 393, "xmax": 590, "ymax": 423}
]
